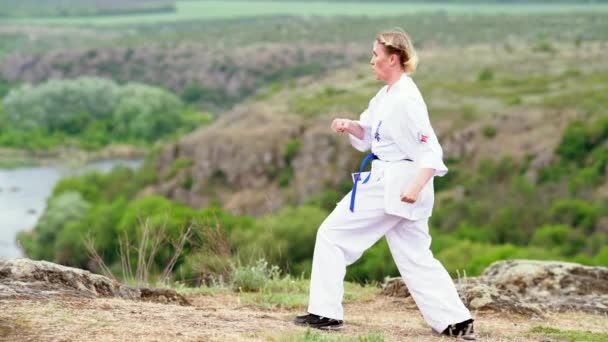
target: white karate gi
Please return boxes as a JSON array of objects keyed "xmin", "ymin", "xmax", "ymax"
[{"xmin": 307, "ymin": 73, "xmax": 472, "ymax": 333}]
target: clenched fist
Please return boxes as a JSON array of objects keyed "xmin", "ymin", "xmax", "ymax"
[
  {"xmin": 400, "ymin": 188, "xmax": 420, "ymax": 203},
  {"xmin": 331, "ymin": 119, "xmax": 353, "ymax": 134}
]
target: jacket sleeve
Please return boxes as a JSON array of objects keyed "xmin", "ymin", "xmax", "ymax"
[
  {"xmin": 394, "ymin": 99, "xmax": 448, "ymax": 177},
  {"xmin": 348, "ymin": 101, "xmax": 374, "ymax": 152}
]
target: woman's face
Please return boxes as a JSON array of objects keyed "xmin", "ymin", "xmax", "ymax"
[{"xmin": 370, "ymin": 40, "xmax": 393, "ymax": 82}]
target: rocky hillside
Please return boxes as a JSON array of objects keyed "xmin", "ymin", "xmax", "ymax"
[
  {"xmin": 0, "ymin": 43, "xmax": 366, "ymax": 108},
  {"xmin": 1, "ymin": 258, "xmax": 607, "ymax": 341}
]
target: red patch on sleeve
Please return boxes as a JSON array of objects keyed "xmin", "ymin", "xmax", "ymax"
[{"xmin": 418, "ymin": 132, "xmax": 429, "ymax": 143}]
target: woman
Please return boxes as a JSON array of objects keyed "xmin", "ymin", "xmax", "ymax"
[{"xmin": 294, "ymin": 29, "xmax": 475, "ymax": 340}]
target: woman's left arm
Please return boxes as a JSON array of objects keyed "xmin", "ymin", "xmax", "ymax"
[
  {"xmin": 390, "ymin": 98, "xmax": 448, "ymax": 203},
  {"xmin": 400, "ymin": 168, "xmax": 435, "ymax": 203}
]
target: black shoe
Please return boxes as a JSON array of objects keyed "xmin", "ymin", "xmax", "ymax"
[
  {"xmin": 293, "ymin": 313, "xmax": 343, "ymax": 330},
  {"xmin": 441, "ymin": 319, "xmax": 476, "ymax": 340}
]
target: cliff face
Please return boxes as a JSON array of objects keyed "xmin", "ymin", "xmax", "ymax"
[{"xmin": 153, "ymin": 102, "xmax": 360, "ymax": 215}]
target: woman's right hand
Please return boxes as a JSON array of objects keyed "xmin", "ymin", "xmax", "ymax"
[{"xmin": 331, "ymin": 119, "xmax": 353, "ymax": 134}]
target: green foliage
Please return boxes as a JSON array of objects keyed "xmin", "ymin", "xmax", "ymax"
[
  {"xmin": 305, "ymin": 190, "xmax": 344, "ymax": 212},
  {"xmin": 0, "ymin": 77, "xmax": 16, "ymax": 98},
  {"xmin": 593, "ymin": 246, "xmax": 608, "ymax": 266},
  {"xmin": 556, "ymin": 121, "xmax": 593, "ymax": 164},
  {"xmin": 229, "ymin": 206, "xmax": 327, "ymax": 276},
  {"xmin": 113, "ymin": 83, "xmax": 183, "ymax": 141},
  {"xmin": 1, "ymin": 77, "xmax": 205, "ymax": 150},
  {"xmin": 182, "ymin": 84, "xmax": 230, "ymax": 107},
  {"xmin": 477, "ymin": 68, "xmax": 494, "ymax": 82},
  {"xmin": 231, "ymin": 259, "xmax": 281, "ymax": 292},
  {"xmin": 3, "ymin": 77, "xmax": 119, "ymax": 132},
  {"xmin": 530, "ymin": 224, "xmax": 585, "ymax": 256},
  {"xmin": 435, "ymin": 239, "xmax": 564, "ymax": 277},
  {"xmin": 53, "ymin": 167, "xmax": 140, "ymax": 204},
  {"xmin": 549, "ymin": 199, "xmax": 599, "ymax": 232},
  {"xmin": 166, "ymin": 158, "xmax": 194, "ymax": 180},
  {"xmin": 284, "ymin": 138, "xmax": 302, "ymax": 164},
  {"xmin": 482, "ymin": 125, "xmax": 497, "ymax": 138},
  {"xmin": 278, "ymin": 166, "xmax": 295, "ymax": 187},
  {"xmin": 18, "ymin": 191, "xmax": 91, "ymax": 262},
  {"xmin": 556, "ymin": 116, "xmax": 608, "ymax": 166},
  {"xmin": 533, "ymin": 40, "xmax": 556, "ymax": 53},
  {"xmin": 346, "ymin": 239, "xmax": 399, "ymax": 282}
]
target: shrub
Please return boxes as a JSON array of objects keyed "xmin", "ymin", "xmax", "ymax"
[
  {"xmin": 231, "ymin": 259, "xmax": 281, "ymax": 292},
  {"xmin": 482, "ymin": 125, "xmax": 497, "ymax": 138},
  {"xmin": 18, "ymin": 191, "xmax": 91, "ymax": 262},
  {"xmin": 3, "ymin": 77, "xmax": 119, "ymax": 133},
  {"xmin": 549, "ymin": 199, "xmax": 599, "ymax": 232},
  {"xmin": 477, "ymin": 68, "xmax": 494, "ymax": 82}
]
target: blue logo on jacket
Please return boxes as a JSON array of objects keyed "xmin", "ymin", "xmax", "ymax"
[{"xmin": 374, "ymin": 120, "xmax": 382, "ymax": 142}]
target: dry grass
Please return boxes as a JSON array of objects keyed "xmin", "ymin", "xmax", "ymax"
[{"xmin": 1, "ymin": 292, "xmax": 607, "ymax": 342}]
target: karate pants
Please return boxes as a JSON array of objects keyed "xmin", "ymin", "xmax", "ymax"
[{"xmin": 306, "ymin": 169, "xmax": 472, "ymax": 333}]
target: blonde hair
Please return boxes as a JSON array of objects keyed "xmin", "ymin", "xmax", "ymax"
[{"xmin": 375, "ymin": 28, "xmax": 418, "ymax": 74}]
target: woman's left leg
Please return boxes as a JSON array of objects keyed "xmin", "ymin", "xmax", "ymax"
[{"xmin": 385, "ymin": 218, "xmax": 472, "ymax": 333}]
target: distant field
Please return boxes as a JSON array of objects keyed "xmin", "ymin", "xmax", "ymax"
[
  {"xmin": 6, "ymin": 1, "xmax": 608, "ymax": 26},
  {"xmin": 0, "ymin": 0, "xmax": 175, "ymax": 18}
]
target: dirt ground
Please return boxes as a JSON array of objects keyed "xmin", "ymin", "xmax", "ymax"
[{"xmin": 1, "ymin": 293, "xmax": 607, "ymax": 342}]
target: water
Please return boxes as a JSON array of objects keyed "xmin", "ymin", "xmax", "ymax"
[{"xmin": 0, "ymin": 159, "xmax": 142, "ymax": 259}]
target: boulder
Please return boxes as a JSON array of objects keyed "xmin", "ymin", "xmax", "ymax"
[
  {"xmin": 0, "ymin": 258, "xmax": 189, "ymax": 306},
  {"xmin": 381, "ymin": 260, "xmax": 608, "ymax": 316}
]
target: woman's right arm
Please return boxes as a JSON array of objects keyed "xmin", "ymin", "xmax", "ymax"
[{"xmin": 345, "ymin": 96, "xmax": 375, "ymax": 151}]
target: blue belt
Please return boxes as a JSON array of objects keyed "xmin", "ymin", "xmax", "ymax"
[
  {"xmin": 349, "ymin": 154, "xmax": 414, "ymax": 212},
  {"xmin": 349, "ymin": 153, "xmax": 379, "ymax": 212}
]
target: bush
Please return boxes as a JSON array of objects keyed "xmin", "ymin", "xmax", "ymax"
[
  {"xmin": 482, "ymin": 125, "xmax": 497, "ymax": 138},
  {"xmin": 113, "ymin": 83, "xmax": 183, "ymax": 141},
  {"xmin": 549, "ymin": 199, "xmax": 599, "ymax": 232},
  {"xmin": 231, "ymin": 259, "xmax": 281, "ymax": 292},
  {"xmin": 229, "ymin": 206, "xmax": 327, "ymax": 276},
  {"xmin": 346, "ymin": 239, "xmax": 399, "ymax": 282},
  {"xmin": 3, "ymin": 77, "xmax": 119, "ymax": 133},
  {"xmin": 477, "ymin": 68, "xmax": 494, "ymax": 82},
  {"xmin": 556, "ymin": 121, "xmax": 592, "ymax": 164},
  {"xmin": 530, "ymin": 224, "xmax": 585, "ymax": 256},
  {"xmin": 436, "ymin": 240, "xmax": 563, "ymax": 277},
  {"xmin": 1, "ymin": 77, "xmax": 192, "ymax": 149},
  {"xmin": 18, "ymin": 191, "xmax": 91, "ymax": 262}
]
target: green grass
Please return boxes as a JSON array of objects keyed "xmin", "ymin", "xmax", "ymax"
[
  {"xmin": 240, "ymin": 278, "xmax": 379, "ymax": 309},
  {"xmin": 275, "ymin": 329, "xmax": 384, "ymax": 342},
  {"xmin": 528, "ymin": 326, "xmax": 608, "ymax": 342},
  {"xmin": 6, "ymin": 1, "xmax": 608, "ymax": 26},
  {"xmin": 167, "ymin": 276, "xmax": 378, "ymax": 310}
]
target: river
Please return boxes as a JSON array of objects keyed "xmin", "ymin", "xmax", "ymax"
[{"xmin": 0, "ymin": 159, "xmax": 142, "ymax": 259}]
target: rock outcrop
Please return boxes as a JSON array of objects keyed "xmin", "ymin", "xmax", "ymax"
[
  {"xmin": 0, "ymin": 258, "xmax": 189, "ymax": 306},
  {"xmin": 381, "ymin": 260, "xmax": 608, "ymax": 317}
]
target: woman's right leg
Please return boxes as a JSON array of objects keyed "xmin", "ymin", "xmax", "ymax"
[{"xmin": 307, "ymin": 198, "xmax": 402, "ymax": 320}]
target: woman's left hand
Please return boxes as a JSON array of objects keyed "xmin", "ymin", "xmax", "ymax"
[{"xmin": 400, "ymin": 188, "xmax": 420, "ymax": 203}]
